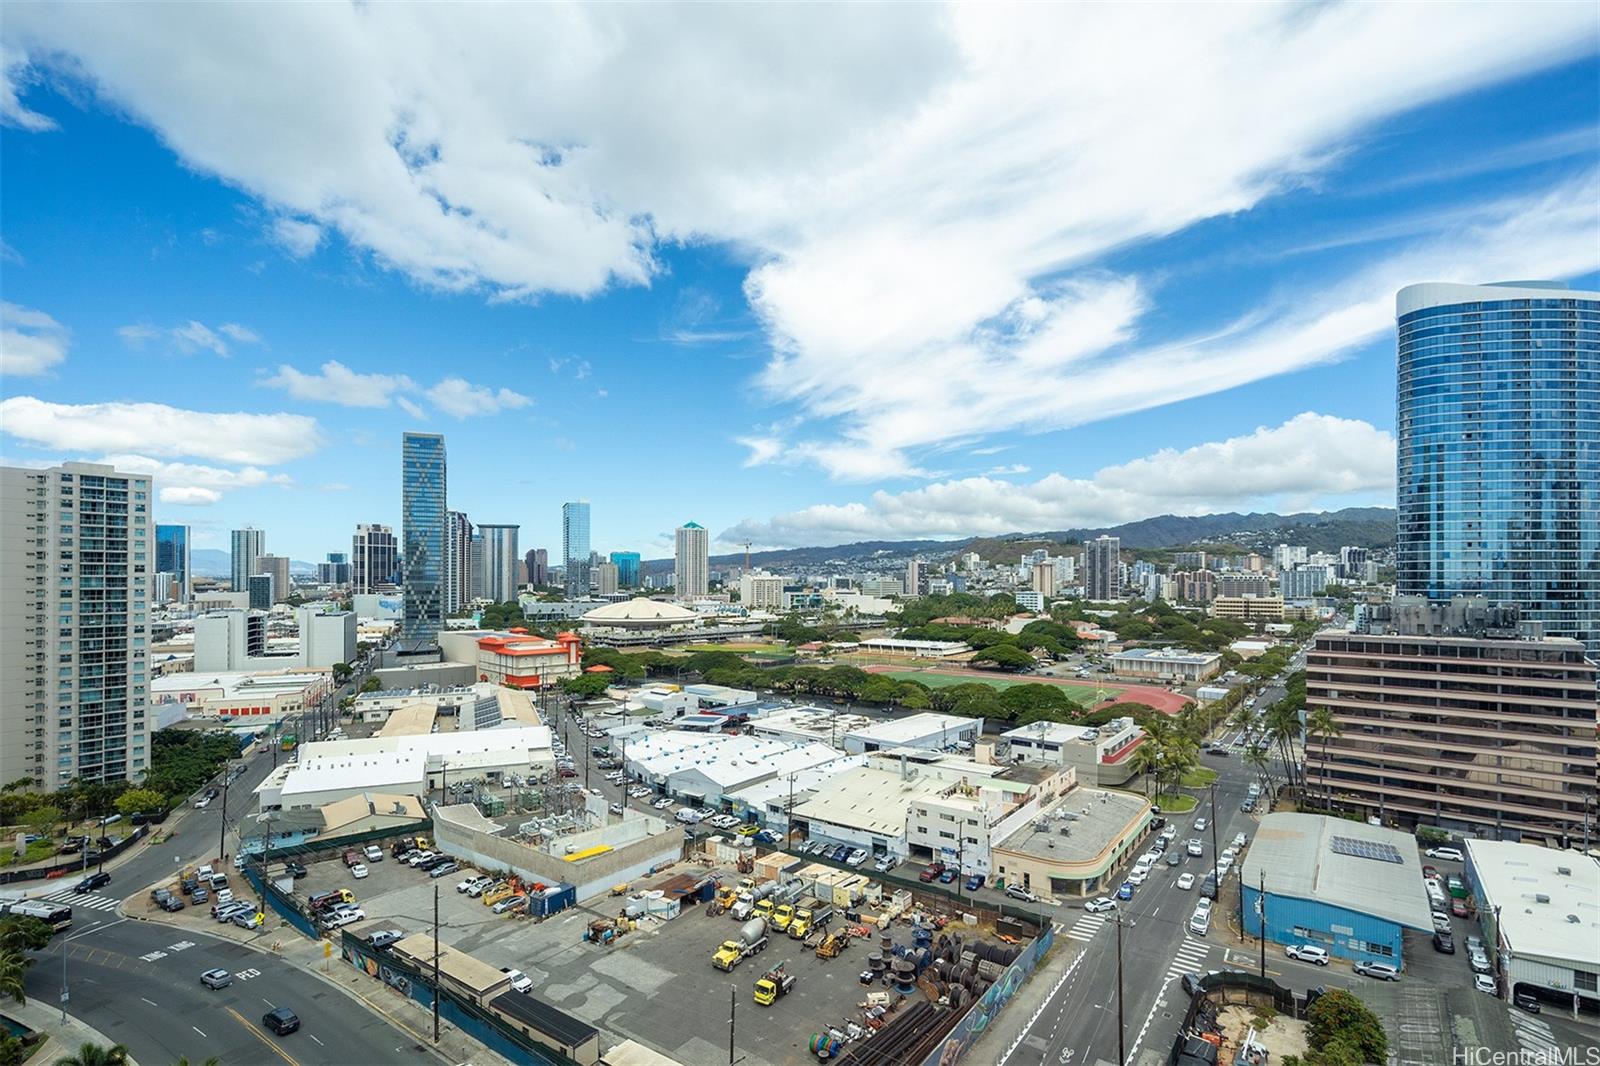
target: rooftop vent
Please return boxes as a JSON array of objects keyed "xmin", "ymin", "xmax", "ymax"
[
  {"xmin": 1557, "ymin": 866, "xmax": 1572, "ymax": 876},
  {"xmin": 1566, "ymin": 914, "xmax": 1580, "ymax": 924},
  {"xmin": 1535, "ymin": 893, "xmax": 1551, "ymax": 904}
]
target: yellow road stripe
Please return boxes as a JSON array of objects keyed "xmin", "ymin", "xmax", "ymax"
[{"xmin": 225, "ymin": 1006, "xmax": 301, "ymax": 1066}]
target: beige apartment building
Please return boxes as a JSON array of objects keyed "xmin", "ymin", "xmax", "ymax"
[
  {"xmin": 1305, "ymin": 601, "xmax": 1598, "ymax": 843},
  {"xmin": 1, "ymin": 461, "xmax": 155, "ymax": 789}
]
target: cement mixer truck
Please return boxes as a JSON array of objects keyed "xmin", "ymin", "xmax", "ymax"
[{"xmin": 711, "ymin": 917, "xmax": 769, "ymax": 971}]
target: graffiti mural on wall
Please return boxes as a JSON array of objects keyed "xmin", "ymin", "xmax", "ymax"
[{"xmin": 922, "ymin": 925, "xmax": 1055, "ymax": 1066}]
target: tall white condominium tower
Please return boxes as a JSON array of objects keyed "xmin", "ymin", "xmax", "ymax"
[
  {"xmin": 351, "ymin": 523, "xmax": 398, "ymax": 594},
  {"xmin": 477, "ymin": 524, "xmax": 521, "ymax": 603},
  {"xmin": 401, "ymin": 432, "xmax": 447, "ymax": 644},
  {"xmin": 562, "ymin": 500, "xmax": 591, "ymax": 598},
  {"xmin": 230, "ymin": 526, "xmax": 264, "ymax": 593},
  {"xmin": 1, "ymin": 461, "xmax": 155, "ymax": 789},
  {"xmin": 1082, "ymin": 535, "xmax": 1122, "ymax": 600},
  {"xmin": 442, "ymin": 510, "xmax": 473, "ymax": 613},
  {"xmin": 675, "ymin": 521, "xmax": 709, "ymax": 598}
]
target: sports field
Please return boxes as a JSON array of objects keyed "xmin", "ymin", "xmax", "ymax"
[
  {"xmin": 670, "ymin": 642, "xmax": 790, "ymax": 658},
  {"xmin": 879, "ymin": 670, "xmax": 1121, "ymax": 705}
]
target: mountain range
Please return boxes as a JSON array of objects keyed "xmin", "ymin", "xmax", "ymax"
[
  {"xmin": 642, "ymin": 506, "xmax": 1396, "ymax": 572},
  {"xmin": 190, "ymin": 548, "xmax": 318, "ymax": 577}
]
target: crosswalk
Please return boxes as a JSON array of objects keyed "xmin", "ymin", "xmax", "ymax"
[
  {"xmin": 1508, "ymin": 1011, "xmax": 1559, "ymax": 1060},
  {"xmin": 1164, "ymin": 937, "xmax": 1212, "ymax": 985},
  {"xmin": 38, "ymin": 890, "xmax": 121, "ymax": 913},
  {"xmin": 1064, "ymin": 912, "xmax": 1109, "ymax": 942}
]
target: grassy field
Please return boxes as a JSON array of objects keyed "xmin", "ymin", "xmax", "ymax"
[
  {"xmin": 1152, "ymin": 792, "xmax": 1200, "ymax": 813},
  {"xmin": 1180, "ymin": 768, "xmax": 1219, "ymax": 787},
  {"xmin": 880, "ymin": 671, "xmax": 1121, "ymax": 705},
  {"xmin": 671, "ymin": 642, "xmax": 790, "ymax": 658}
]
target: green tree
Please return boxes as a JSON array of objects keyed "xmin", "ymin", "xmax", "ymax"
[
  {"xmin": 1305, "ymin": 989, "xmax": 1387, "ymax": 1065},
  {"xmin": 561, "ymin": 674, "xmax": 610, "ymax": 698},
  {"xmin": 114, "ymin": 788, "xmax": 167, "ymax": 819},
  {"xmin": 330, "ymin": 661, "xmax": 354, "ymax": 683},
  {"xmin": 1128, "ymin": 742, "xmax": 1161, "ymax": 797},
  {"xmin": 21, "ymin": 805, "xmax": 60, "ymax": 837},
  {"xmin": 0, "ymin": 951, "xmax": 26, "ymax": 1006},
  {"xmin": 360, "ymin": 675, "xmax": 382, "ymax": 693},
  {"xmin": 53, "ymin": 1043, "xmax": 130, "ymax": 1066},
  {"xmin": 969, "ymin": 645, "xmax": 1034, "ymax": 671},
  {"xmin": 1305, "ymin": 707, "xmax": 1342, "ymax": 812}
]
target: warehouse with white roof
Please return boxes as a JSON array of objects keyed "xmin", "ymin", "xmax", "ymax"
[
  {"xmin": 624, "ymin": 732, "xmax": 841, "ymax": 806},
  {"xmin": 841, "ymin": 712, "xmax": 982, "ymax": 754},
  {"xmin": 1464, "ymin": 839, "xmax": 1600, "ymax": 1011}
]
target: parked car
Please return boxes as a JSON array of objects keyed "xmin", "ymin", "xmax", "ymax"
[
  {"xmin": 1286, "ymin": 944, "xmax": 1330, "ymax": 966},
  {"xmin": 1353, "ymin": 961, "xmax": 1400, "ymax": 981},
  {"xmin": 1005, "ymin": 885, "xmax": 1038, "ymax": 903},
  {"xmin": 232, "ymin": 911, "xmax": 265, "ymax": 930},
  {"xmin": 919, "ymin": 863, "xmax": 946, "ymax": 883},
  {"xmin": 363, "ymin": 845, "xmax": 383, "ymax": 863},
  {"xmin": 938, "ymin": 868, "xmax": 958, "ymax": 884},
  {"xmin": 501, "ymin": 967, "xmax": 534, "ymax": 993},
  {"xmin": 262, "ymin": 1007, "xmax": 300, "ymax": 1035},
  {"xmin": 429, "ymin": 861, "xmax": 460, "ymax": 878},
  {"xmin": 1117, "ymin": 881, "xmax": 1134, "ymax": 900},
  {"xmin": 609, "ymin": 803, "xmax": 624, "ymax": 816},
  {"xmin": 963, "ymin": 874, "xmax": 985, "ymax": 892},
  {"xmin": 1421, "ymin": 864, "xmax": 1440, "ymax": 881},
  {"xmin": 343, "ymin": 849, "xmax": 361, "ymax": 868},
  {"xmin": 350, "ymin": 863, "xmax": 369, "ymax": 879},
  {"xmin": 1425, "ymin": 846, "xmax": 1464, "ymax": 862},
  {"xmin": 1193, "ymin": 818, "xmax": 1208, "ymax": 832},
  {"xmin": 367, "ymin": 929, "xmax": 405, "ymax": 949},
  {"xmin": 1450, "ymin": 899, "xmax": 1469, "ymax": 918},
  {"xmin": 492, "ymin": 895, "xmax": 527, "ymax": 914},
  {"xmin": 1473, "ymin": 973, "xmax": 1498, "ymax": 995},
  {"xmin": 1469, "ymin": 952, "xmax": 1492, "ymax": 975},
  {"xmin": 1433, "ymin": 932, "xmax": 1455, "ymax": 954},
  {"xmin": 200, "ymin": 968, "xmax": 233, "ymax": 990},
  {"xmin": 1127, "ymin": 868, "xmax": 1148, "ymax": 886},
  {"xmin": 846, "ymin": 849, "xmax": 869, "ymax": 868},
  {"xmin": 1513, "ymin": 992, "xmax": 1541, "ymax": 1014},
  {"xmin": 873, "ymin": 856, "xmax": 895, "ymax": 873},
  {"xmin": 283, "ymin": 861, "xmax": 308, "ymax": 879},
  {"xmin": 459, "ymin": 875, "xmax": 490, "ymax": 894},
  {"xmin": 1084, "ymin": 897, "xmax": 1117, "ymax": 913}
]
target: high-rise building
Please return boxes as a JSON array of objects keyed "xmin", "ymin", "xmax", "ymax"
[
  {"xmin": 1173, "ymin": 551, "xmax": 1208, "ymax": 570},
  {"xmin": 1218, "ymin": 573, "xmax": 1274, "ymax": 599},
  {"xmin": 254, "ymin": 554, "xmax": 292, "ymax": 603},
  {"xmin": 478, "ymin": 524, "xmax": 521, "ymax": 603},
  {"xmin": 1082, "ymin": 535, "xmax": 1121, "ymax": 600},
  {"xmin": 247, "ymin": 573, "xmax": 275, "ymax": 610},
  {"xmin": 739, "ymin": 570, "xmax": 784, "ymax": 610},
  {"xmin": 1030, "ymin": 561, "xmax": 1056, "ymax": 598},
  {"xmin": 1, "ymin": 461, "xmax": 154, "ymax": 788},
  {"xmin": 609, "ymin": 551, "xmax": 640, "ymax": 588},
  {"xmin": 401, "ymin": 432, "xmax": 447, "ymax": 643},
  {"xmin": 1338, "ymin": 546, "xmax": 1369, "ymax": 581},
  {"xmin": 595, "ymin": 561, "xmax": 619, "ymax": 596},
  {"xmin": 230, "ymin": 526, "xmax": 264, "ymax": 593},
  {"xmin": 1396, "ymin": 281, "xmax": 1600, "ymax": 657},
  {"xmin": 443, "ymin": 510, "xmax": 473, "ymax": 613},
  {"xmin": 1281, "ymin": 566, "xmax": 1330, "ymax": 600},
  {"xmin": 155, "ymin": 524, "xmax": 191, "ymax": 602},
  {"xmin": 562, "ymin": 500, "xmax": 591, "ymax": 598},
  {"xmin": 317, "ymin": 552, "xmax": 350, "ymax": 585},
  {"xmin": 905, "ymin": 558, "xmax": 925, "ymax": 598},
  {"xmin": 1272, "ymin": 544, "xmax": 1308, "ymax": 571},
  {"xmin": 352, "ymin": 523, "xmax": 398, "ymax": 594},
  {"xmin": 675, "ymin": 522, "xmax": 709, "ymax": 597},
  {"xmin": 526, "ymin": 547, "xmax": 549, "ymax": 587},
  {"xmin": 1306, "ymin": 597, "xmax": 1597, "ymax": 841}
]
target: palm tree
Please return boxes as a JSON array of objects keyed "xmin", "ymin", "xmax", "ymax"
[
  {"xmin": 1243, "ymin": 742, "xmax": 1272, "ymax": 795},
  {"xmin": 0, "ymin": 949, "xmax": 27, "ymax": 1005},
  {"xmin": 1305, "ymin": 707, "xmax": 1342, "ymax": 813},
  {"xmin": 1264, "ymin": 702, "xmax": 1304, "ymax": 799},
  {"xmin": 1129, "ymin": 741, "xmax": 1161, "ymax": 798},
  {"xmin": 53, "ymin": 1043, "xmax": 129, "ymax": 1066},
  {"xmin": 173, "ymin": 1057, "xmax": 221, "ymax": 1066}
]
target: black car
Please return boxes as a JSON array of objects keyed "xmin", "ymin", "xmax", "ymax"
[
  {"xmin": 74, "ymin": 872, "xmax": 111, "ymax": 893},
  {"xmin": 283, "ymin": 861, "xmax": 308, "ymax": 879},
  {"xmin": 1150, "ymin": 817, "xmax": 1167, "ymax": 831},
  {"xmin": 159, "ymin": 895, "xmax": 185, "ymax": 912},
  {"xmin": 180, "ymin": 875, "xmax": 200, "ymax": 895},
  {"xmin": 1433, "ymin": 931, "xmax": 1455, "ymax": 954},
  {"xmin": 1513, "ymin": 992, "xmax": 1541, "ymax": 1014},
  {"xmin": 262, "ymin": 1007, "xmax": 300, "ymax": 1035}
]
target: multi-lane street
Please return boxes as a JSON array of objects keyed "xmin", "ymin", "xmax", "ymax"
[{"xmin": 25, "ymin": 916, "xmax": 428, "ymax": 1065}]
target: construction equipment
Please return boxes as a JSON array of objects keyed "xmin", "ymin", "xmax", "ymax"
[
  {"xmin": 584, "ymin": 918, "xmax": 625, "ymax": 945},
  {"xmin": 610, "ymin": 883, "xmax": 630, "ymax": 897},
  {"xmin": 753, "ymin": 962, "xmax": 796, "ymax": 1006},
  {"xmin": 482, "ymin": 881, "xmax": 515, "ymax": 907},
  {"xmin": 712, "ymin": 917, "xmax": 769, "ymax": 971},
  {"xmin": 789, "ymin": 900, "xmax": 834, "ymax": 940},
  {"xmin": 816, "ymin": 931, "xmax": 846, "ymax": 959}
]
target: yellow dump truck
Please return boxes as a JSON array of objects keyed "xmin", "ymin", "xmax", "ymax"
[
  {"xmin": 771, "ymin": 903, "xmax": 795, "ymax": 932},
  {"xmin": 711, "ymin": 918, "xmax": 769, "ymax": 972}
]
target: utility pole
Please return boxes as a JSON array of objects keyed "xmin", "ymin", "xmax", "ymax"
[
  {"xmin": 1115, "ymin": 912, "xmax": 1126, "ymax": 1066},
  {"xmin": 432, "ymin": 884, "xmax": 441, "ymax": 1042},
  {"xmin": 1209, "ymin": 781, "xmax": 1220, "ymax": 896},
  {"xmin": 219, "ymin": 761, "xmax": 231, "ymax": 861},
  {"xmin": 1258, "ymin": 868, "xmax": 1267, "ymax": 978},
  {"xmin": 728, "ymin": 983, "xmax": 736, "ymax": 1066}
]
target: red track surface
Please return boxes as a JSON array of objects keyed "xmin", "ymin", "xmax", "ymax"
[{"xmin": 863, "ymin": 664, "xmax": 1191, "ymax": 715}]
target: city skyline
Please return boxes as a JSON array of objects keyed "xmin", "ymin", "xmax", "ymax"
[{"xmin": 1, "ymin": 8, "xmax": 1596, "ymax": 561}]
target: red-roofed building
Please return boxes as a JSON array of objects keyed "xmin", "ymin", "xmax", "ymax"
[{"xmin": 475, "ymin": 631, "xmax": 582, "ymax": 689}]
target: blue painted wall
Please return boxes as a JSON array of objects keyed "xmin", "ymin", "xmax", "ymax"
[{"xmin": 1242, "ymin": 886, "xmax": 1407, "ymax": 967}]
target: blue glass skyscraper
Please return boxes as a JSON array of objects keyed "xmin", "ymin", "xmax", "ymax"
[
  {"xmin": 155, "ymin": 523, "xmax": 190, "ymax": 601},
  {"xmin": 401, "ymin": 432, "xmax": 447, "ymax": 643},
  {"xmin": 609, "ymin": 551, "xmax": 641, "ymax": 587},
  {"xmin": 1395, "ymin": 281, "xmax": 1599, "ymax": 657},
  {"xmin": 562, "ymin": 500, "xmax": 591, "ymax": 597}
]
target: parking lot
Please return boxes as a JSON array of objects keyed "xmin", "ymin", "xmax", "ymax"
[{"xmin": 287, "ymin": 843, "xmax": 991, "ymax": 1065}]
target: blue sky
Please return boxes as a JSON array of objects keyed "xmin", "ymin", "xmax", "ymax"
[{"xmin": 2, "ymin": 5, "xmax": 1596, "ymax": 562}]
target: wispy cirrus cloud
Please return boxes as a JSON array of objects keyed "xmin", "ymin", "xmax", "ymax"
[
  {"xmin": 118, "ymin": 319, "xmax": 263, "ymax": 357},
  {"xmin": 259, "ymin": 359, "xmax": 530, "ymax": 419}
]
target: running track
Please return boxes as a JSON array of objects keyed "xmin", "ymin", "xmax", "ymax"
[{"xmin": 863, "ymin": 664, "xmax": 1191, "ymax": 714}]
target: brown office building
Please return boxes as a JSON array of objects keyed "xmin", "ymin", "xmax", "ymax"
[{"xmin": 1305, "ymin": 599, "xmax": 1597, "ymax": 843}]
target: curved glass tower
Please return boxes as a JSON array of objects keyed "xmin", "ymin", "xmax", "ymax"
[{"xmin": 1395, "ymin": 281, "xmax": 1600, "ymax": 657}]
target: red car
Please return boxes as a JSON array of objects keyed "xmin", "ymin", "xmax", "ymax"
[
  {"xmin": 918, "ymin": 862, "xmax": 946, "ymax": 883},
  {"xmin": 1422, "ymin": 865, "xmax": 1440, "ymax": 881},
  {"xmin": 1451, "ymin": 899, "xmax": 1469, "ymax": 918}
]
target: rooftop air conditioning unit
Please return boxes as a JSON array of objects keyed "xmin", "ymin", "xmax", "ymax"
[
  {"xmin": 1557, "ymin": 866, "xmax": 1571, "ymax": 876},
  {"xmin": 1534, "ymin": 893, "xmax": 1551, "ymax": 904}
]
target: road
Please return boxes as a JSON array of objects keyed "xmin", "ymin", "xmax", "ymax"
[{"xmin": 26, "ymin": 916, "xmax": 428, "ymax": 1066}]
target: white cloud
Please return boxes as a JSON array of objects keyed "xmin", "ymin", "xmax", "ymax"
[
  {"xmin": 0, "ymin": 301, "xmax": 69, "ymax": 375},
  {"xmin": 118, "ymin": 319, "xmax": 263, "ymax": 356},
  {"xmin": 0, "ymin": 396, "xmax": 322, "ymax": 465},
  {"xmin": 262, "ymin": 360, "xmax": 417, "ymax": 408},
  {"xmin": 987, "ymin": 463, "xmax": 1030, "ymax": 475},
  {"xmin": 318, "ymin": 482, "xmax": 351, "ymax": 492},
  {"xmin": 425, "ymin": 377, "xmax": 532, "ymax": 419},
  {"xmin": 396, "ymin": 397, "xmax": 426, "ymax": 420},
  {"xmin": 272, "ymin": 217, "xmax": 322, "ymax": 258},
  {"xmin": 2, "ymin": 5, "xmax": 1594, "ymax": 472},
  {"xmin": 0, "ymin": 44, "xmax": 54, "ymax": 130},
  {"xmin": 0, "ymin": 452, "xmax": 293, "ymax": 506},
  {"xmin": 726, "ymin": 412, "xmax": 1395, "ymax": 548},
  {"xmin": 159, "ymin": 485, "xmax": 222, "ymax": 505}
]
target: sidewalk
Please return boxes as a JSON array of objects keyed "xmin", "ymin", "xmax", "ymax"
[
  {"xmin": 4, "ymin": 992, "xmax": 142, "ymax": 1066},
  {"xmin": 966, "ymin": 922, "xmax": 1083, "ymax": 1066}
]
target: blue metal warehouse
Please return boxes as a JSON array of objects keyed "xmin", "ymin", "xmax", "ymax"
[{"xmin": 1240, "ymin": 813, "xmax": 1434, "ymax": 968}]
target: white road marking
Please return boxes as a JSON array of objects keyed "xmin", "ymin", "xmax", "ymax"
[
  {"xmin": 192, "ymin": 1027, "xmax": 207, "ymax": 1038},
  {"xmin": 140, "ymin": 997, "xmax": 158, "ymax": 1007},
  {"xmin": 309, "ymin": 1035, "xmax": 324, "ymax": 1046}
]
